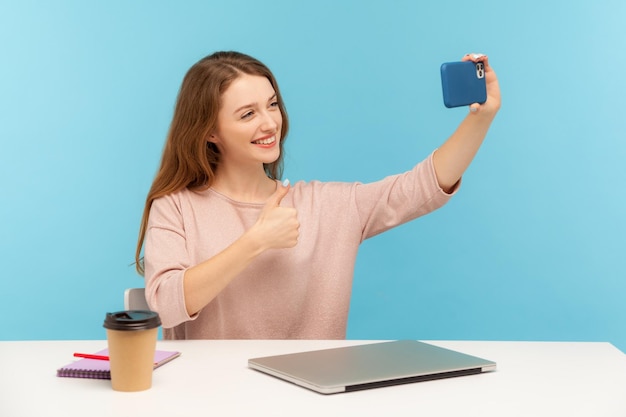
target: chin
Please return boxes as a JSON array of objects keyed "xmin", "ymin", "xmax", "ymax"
[{"xmin": 261, "ymin": 150, "xmax": 281, "ymax": 164}]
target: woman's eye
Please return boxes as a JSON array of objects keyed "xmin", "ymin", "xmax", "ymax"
[
  {"xmin": 270, "ymin": 101, "xmax": 279, "ymax": 108},
  {"xmin": 241, "ymin": 111, "xmax": 254, "ymax": 119}
]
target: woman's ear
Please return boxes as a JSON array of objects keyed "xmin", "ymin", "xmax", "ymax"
[{"xmin": 207, "ymin": 133, "xmax": 219, "ymax": 144}]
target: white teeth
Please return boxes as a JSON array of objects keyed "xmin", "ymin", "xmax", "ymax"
[{"xmin": 253, "ymin": 136, "xmax": 275, "ymax": 145}]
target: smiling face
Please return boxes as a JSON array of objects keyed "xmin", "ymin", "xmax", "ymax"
[{"xmin": 209, "ymin": 74, "xmax": 283, "ymax": 172}]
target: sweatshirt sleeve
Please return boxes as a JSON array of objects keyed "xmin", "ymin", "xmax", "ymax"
[
  {"xmin": 355, "ymin": 151, "xmax": 459, "ymax": 241},
  {"xmin": 143, "ymin": 194, "xmax": 197, "ymax": 328}
]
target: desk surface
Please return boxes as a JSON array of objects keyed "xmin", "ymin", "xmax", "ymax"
[{"xmin": 1, "ymin": 340, "xmax": 625, "ymax": 417}]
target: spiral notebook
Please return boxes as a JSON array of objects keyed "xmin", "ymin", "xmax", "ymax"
[{"xmin": 56, "ymin": 349, "xmax": 181, "ymax": 379}]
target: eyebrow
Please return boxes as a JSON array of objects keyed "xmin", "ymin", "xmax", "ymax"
[{"xmin": 233, "ymin": 94, "xmax": 277, "ymax": 115}]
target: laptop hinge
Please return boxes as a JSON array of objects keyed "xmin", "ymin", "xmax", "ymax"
[{"xmin": 345, "ymin": 368, "xmax": 482, "ymax": 392}]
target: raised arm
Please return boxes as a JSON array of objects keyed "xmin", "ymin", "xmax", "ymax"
[{"xmin": 433, "ymin": 54, "xmax": 501, "ymax": 192}]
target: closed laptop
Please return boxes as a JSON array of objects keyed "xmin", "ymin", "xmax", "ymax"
[{"xmin": 248, "ymin": 340, "xmax": 496, "ymax": 394}]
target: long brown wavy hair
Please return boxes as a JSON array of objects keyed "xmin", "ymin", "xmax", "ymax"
[{"xmin": 135, "ymin": 51, "xmax": 289, "ymax": 274}]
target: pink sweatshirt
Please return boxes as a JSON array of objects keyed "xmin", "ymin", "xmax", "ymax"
[{"xmin": 144, "ymin": 153, "xmax": 456, "ymax": 339}]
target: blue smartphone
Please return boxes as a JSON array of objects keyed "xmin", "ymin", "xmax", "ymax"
[{"xmin": 440, "ymin": 61, "xmax": 487, "ymax": 108}]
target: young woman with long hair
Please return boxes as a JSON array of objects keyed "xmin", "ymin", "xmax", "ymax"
[{"xmin": 136, "ymin": 51, "xmax": 500, "ymax": 339}]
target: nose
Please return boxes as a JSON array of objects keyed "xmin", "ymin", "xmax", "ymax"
[{"xmin": 259, "ymin": 109, "xmax": 280, "ymax": 132}]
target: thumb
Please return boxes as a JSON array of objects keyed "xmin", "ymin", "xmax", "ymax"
[{"xmin": 265, "ymin": 179, "xmax": 290, "ymax": 208}]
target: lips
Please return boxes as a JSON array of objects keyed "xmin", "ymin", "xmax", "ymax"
[{"xmin": 252, "ymin": 135, "xmax": 276, "ymax": 146}]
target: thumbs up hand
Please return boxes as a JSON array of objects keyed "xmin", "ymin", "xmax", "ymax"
[{"xmin": 251, "ymin": 180, "xmax": 299, "ymax": 250}]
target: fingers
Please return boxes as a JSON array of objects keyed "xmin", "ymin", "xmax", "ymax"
[
  {"xmin": 256, "ymin": 179, "xmax": 299, "ymax": 250},
  {"xmin": 264, "ymin": 179, "xmax": 290, "ymax": 208},
  {"xmin": 463, "ymin": 53, "xmax": 489, "ymax": 68}
]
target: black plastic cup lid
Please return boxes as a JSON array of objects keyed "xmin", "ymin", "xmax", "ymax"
[{"xmin": 103, "ymin": 310, "xmax": 161, "ymax": 331}]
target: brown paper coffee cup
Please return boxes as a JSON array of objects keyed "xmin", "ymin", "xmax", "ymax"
[{"xmin": 103, "ymin": 311, "xmax": 161, "ymax": 392}]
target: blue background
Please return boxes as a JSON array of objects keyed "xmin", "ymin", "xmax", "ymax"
[{"xmin": 1, "ymin": 1, "xmax": 624, "ymax": 351}]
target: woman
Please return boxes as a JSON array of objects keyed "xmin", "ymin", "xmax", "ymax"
[{"xmin": 135, "ymin": 51, "xmax": 501, "ymax": 339}]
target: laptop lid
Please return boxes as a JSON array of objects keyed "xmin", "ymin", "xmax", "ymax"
[{"xmin": 248, "ymin": 340, "xmax": 496, "ymax": 394}]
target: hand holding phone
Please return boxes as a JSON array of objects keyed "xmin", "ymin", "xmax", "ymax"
[{"xmin": 440, "ymin": 60, "xmax": 487, "ymax": 108}]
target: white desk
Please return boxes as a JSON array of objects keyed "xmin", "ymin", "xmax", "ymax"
[{"xmin": 1, "ymin": 340, "xmax": 625, "ymax": 417}]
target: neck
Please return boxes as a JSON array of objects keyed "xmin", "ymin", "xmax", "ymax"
[{"xmin": 211, "ymin": 164, "xmax": 276, "ymax": 203}]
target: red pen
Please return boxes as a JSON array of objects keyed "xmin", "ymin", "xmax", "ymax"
[{"xmin": 73, "ymin": 352, "xmax": 110, "ymax": 361}]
